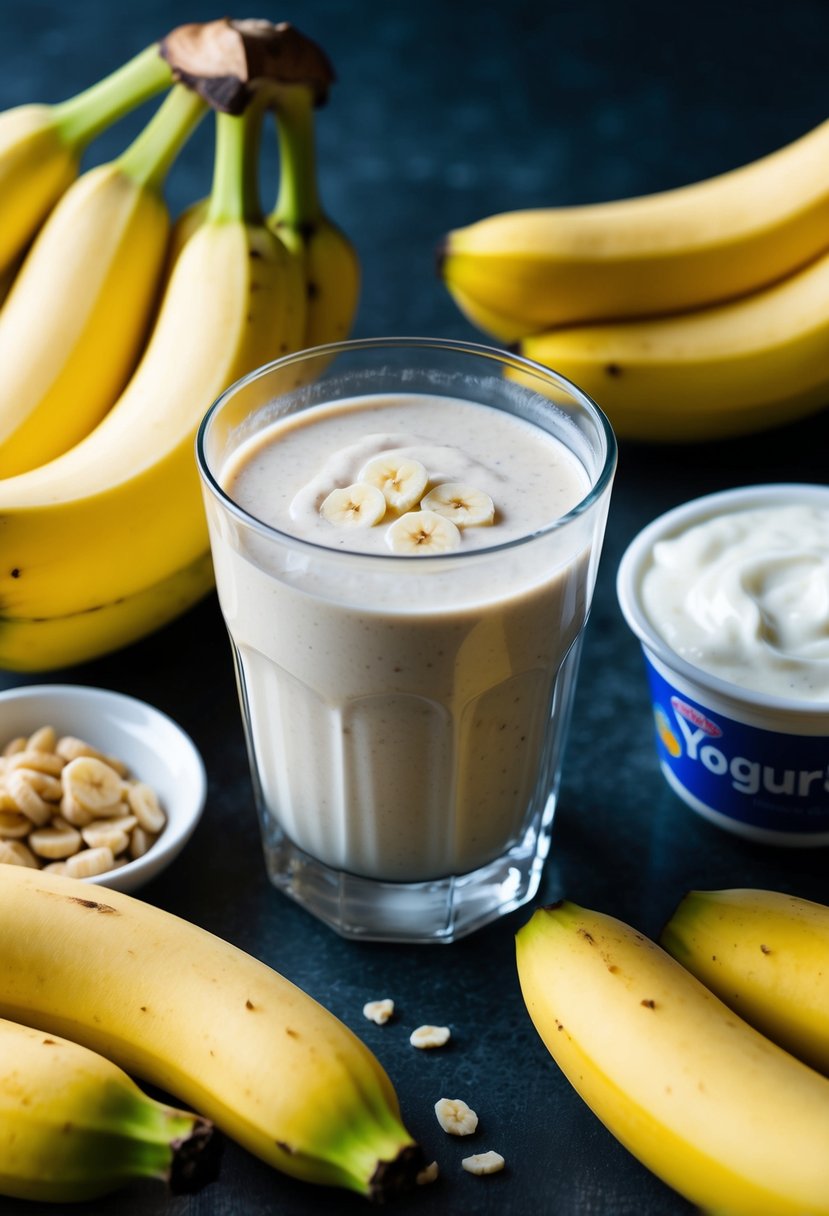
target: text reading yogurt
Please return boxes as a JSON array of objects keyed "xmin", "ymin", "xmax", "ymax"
[
  {"xmin": 214, "ymin": 392, "xmax": 594, "ymax": 883},
  {"xmin": 641, "ymin": 502, "xmax": 829, "ymax": 700}
]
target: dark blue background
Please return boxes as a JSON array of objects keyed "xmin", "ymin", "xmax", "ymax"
[{"xmin": 2, "ymin": 2, "xmax": 829, "ymax": 1213}]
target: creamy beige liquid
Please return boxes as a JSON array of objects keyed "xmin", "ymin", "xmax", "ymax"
[{"xmin": 214, "ymin": 393, "xmax": 593, "ymax": 882}]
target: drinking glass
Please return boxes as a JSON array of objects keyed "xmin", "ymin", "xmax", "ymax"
[{"xmin": 196, "ymin": 338, "xmax": 616, "ymax": 942}]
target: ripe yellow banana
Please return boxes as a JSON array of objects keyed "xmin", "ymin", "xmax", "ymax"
[
  {"xmin": 516, "ymin": 900, "xmax": 829, "ymax": 1216},
  {"xmin": 662, "ymin": 888, "xmax": 829, "ymax": 1077},
  {"xmin": 270, "ymin": 85, "xmax": 361, "ymax": 347},
  {"xmin": 441, "ymin": 115, "xmax": 829, "ymax": 335},
  {"xmin": 0, "ymin": 44, "xmax": 172, "ymax": 277},
  {"xmin": 0, "ymin": 85, "xmax": 206, "ymax": 477},
  {"xmin": 0, "ymin": 551, "xmax": 214, "ymax": 672},
  {"xmin": 0, "ymin": 106, "xmax": 305, "ymax": 651},
  {"xmin": 169, "ymin": 85, "xmax": 360, "ymax": 350},
  {"xmin": 519, "ymin": 243, "xmax": 829, "ymax": 442},
  {"xmin": 0, "ymin": 866, "xmax": 424, "ymax": 1199},
  {"xmin": 0, "ymin": 1015, "xmax": 220, "ymax": 1202}
]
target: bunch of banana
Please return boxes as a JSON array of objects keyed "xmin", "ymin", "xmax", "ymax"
[
  {"xmin": 0, "ymin": 95, "xmax": 305, "ymax": 671},
  {"xmin": 0, "ymin": 1016, "xmax": 220, "ymax": 1202},
  {"xmin": 516, "ymin": 900, "xmax": 829, "ymax": 1215},
  {"xmin": 0, "ymin": 864, "xmax": 424, "ymax": 1200},
  {"xmin": 662, "ymin": 888, "xmax": 829, "ymax": 1076},
  {"xmin": 440, "ymin": 118, "xmax": 829, "ymax": 441},
  {"xmin": 0, "ymin": 19, "xmax": 355, "ymax": 671}
]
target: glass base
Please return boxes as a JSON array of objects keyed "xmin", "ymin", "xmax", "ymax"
[{"xmin": 258, "ymin": 796, "xmax": 556, "ymax": 944}]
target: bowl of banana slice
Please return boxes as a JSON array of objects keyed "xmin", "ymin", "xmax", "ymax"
[{"xmin": 0, "ymin": 684, "xmax": 206, "ymax": 893}]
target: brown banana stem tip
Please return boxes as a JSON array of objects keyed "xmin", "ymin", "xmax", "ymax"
[
  {"xmin": 168, "ymin": 1116, "xmax": 224, "ymax": 1194},
  {"xmin": 160, "ymin": 18, "xmax": 335, "ymax": 114},
  {"xmin": 369, "ymin": 1143, "xmax": 428, "ymax": 1204}
]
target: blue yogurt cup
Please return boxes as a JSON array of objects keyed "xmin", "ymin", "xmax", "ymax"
[{"xmin": 617, "ymin": 484, "xmax": 829, "ymax": 846}]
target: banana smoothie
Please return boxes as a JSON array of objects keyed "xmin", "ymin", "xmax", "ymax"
[{"xmin": 211, "ymin": 391, "xmax": 598, "ymax": 884}]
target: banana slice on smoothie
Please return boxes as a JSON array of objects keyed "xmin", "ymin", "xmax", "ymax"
[
  {"xmin": 359, "ymin": 455, "xmax": 429, "ymax": 513},
  {"xmin": 421, "ymin": 482, "xmax": 495, "ymax": 527},
  {"xmin": 320, "ymin": 482, "xmax": 387, "ymax": 527},
  {"xmin": 386, "ymin": 510, "xmax": 461, "ymax": 554}
]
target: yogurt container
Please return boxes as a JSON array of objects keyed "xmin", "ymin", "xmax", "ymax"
[{"xmin": 617, "ymin": 484, "xmax": 829, "ymax": 845}]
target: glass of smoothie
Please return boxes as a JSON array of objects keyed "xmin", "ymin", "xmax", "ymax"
[{"xmin": 196, "ymin": 338, "xmax": 616, "ymax": 942}]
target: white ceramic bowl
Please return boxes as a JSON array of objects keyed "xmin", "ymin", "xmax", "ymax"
[{"xmin": 0, "ymin": 684, "xmax": 206, "ymax": 892}]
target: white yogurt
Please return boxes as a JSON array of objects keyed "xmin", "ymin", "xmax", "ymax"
[{"xmin": 641, "ymin": 502, "xmax": 829, "ymax": 700}]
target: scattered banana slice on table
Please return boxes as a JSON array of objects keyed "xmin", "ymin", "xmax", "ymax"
[{"xmin": 434, "ymin": 1097, "xmax": 479, "ymax": 1135}]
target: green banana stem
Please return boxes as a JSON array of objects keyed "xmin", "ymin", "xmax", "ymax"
[
  {"xmin": 50, "ymin": 44, "xmax": 173, "ymax": 150},
  {"xmin": 205, "ymin": 100, "xmax": 267, "ymax": 225},
  {"xmin": 271, "ymin": 85, "xmax": 322, "ymax": 230},
  {"xmin": 89, "ymin": 1089, "xmax": 220, "ymax": 1193},
  {"xmin": 116, "ymin": 85, "xmax": 207, "ymax": 191}
]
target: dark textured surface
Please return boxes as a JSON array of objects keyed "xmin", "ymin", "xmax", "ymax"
[{"xmin": 1, "ymin": 1, "xmax": 829, "ymax": 1213}]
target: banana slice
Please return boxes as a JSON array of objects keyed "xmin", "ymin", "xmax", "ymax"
[
  {"xmin": 125, "ymin": 781, "xmax": 166, "ymax": 833},
  {"xmin": 358, "ymin": 456, "xmax": 429, "ymax": 513},
  {"xmin": 59, "ymin": 792, "xmax": 93, "ymax": 827},
  {"xmin": 62, "ymin": 756, "xmax": 123, "ymax": 815},
  {"xmin": 421, "ymin": 482, "xmax": 495, "ymax": 527},
  {"xmin": 320, "ymin": 482, "xmax": 387, "ymax": 528},
  {"xmin": 7, "ymin": 770, "xmax": 53, "ymax": 826},
  {"xmin": 434, "ymin": 1097, "xmax": 479, "ymax": 1136},
  {"xmin": 0, "ymin": 839, "xmax": 39, "ymax": 868},
  {"xmin": 28, "ymin": 820, "xmax": 83, "ymax": 860},
  {"xmin": 81, "ymin": 822, "xmax": 131, "ymax": 855},
  {"xmin": 0, "ymin": 811, "xmax": 32, "ymax": 839},
  {"xmin": 65, "ymin": 845, "xmax": 116, "ymax": 879},
  {"xmin": 386, "ymin": 510, "xmax": 461, "ymax": 555}
]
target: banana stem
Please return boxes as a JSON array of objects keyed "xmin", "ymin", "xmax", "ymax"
[
  {"xmin": 51, "ymin": 44, "xmax": 173, "ymax": 150},
  {"xmin": 116, "ymin": 85, "xmax": 207, "ymax": 191},
  {"xmin": 205, "ymin": 101, "xmax": 266, "ymax": 224},
  {"xmin": 272, "ymin": 85, "xmax": 322, "ymax": 228},
  {"xmin": 77, "ymin": 1088, "xmax": 221, "ymax": 1195}
]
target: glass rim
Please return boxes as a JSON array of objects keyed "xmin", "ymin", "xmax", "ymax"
[{"xmin": 195, "ymin": 335, "xmax": 618, "ymax": 563}]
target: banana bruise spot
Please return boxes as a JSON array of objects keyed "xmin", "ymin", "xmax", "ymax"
[{"xmin": 66, "ymin": 895, "xmax": 119, "ymax": 914}]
